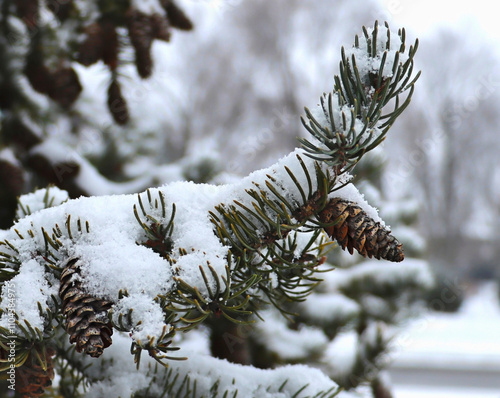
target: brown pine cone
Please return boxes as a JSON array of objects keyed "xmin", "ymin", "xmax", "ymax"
[
  {"xmin": 15, "ymin": 345, "xmax": 56, "ymax": 398},
  {"xmin": 24, "ymin": 50, "xmax": 54, "ymax": 95},
  {"xmin": 134, "ymin": 47, "xmax": 153, "ymax": 79},
  {"xmin": 127, "ymin": 8, "xmax": 154, "ymax": 78},
  {"xmin": 77, "ymin": 22, "xmax": 104, "ymax": 66},
  {"xmin": 14, "ymin": 0, "xmax": 39, "ymax": 27},
  {"xmin": 151, "ymin": 13, "xmax": 171, "ymax": 42},
  {"xmin": 101, "ymin": 19, "xmax": 119, "ymax": 70},
  {"xmin": 163, "ymin": 0, "xmax": 193, "ymax": 31},
  {"xmin": 59, "ymin": 257, "xmax": 113, "ymax": 358},
  {"xmin": 0, "ymin": 158, "xmax": 24, "ymax": 197},
  {"xmin": 47, "ymin": 0, "xmax": 73, "ymax": 22},
  {"xmin": 319, "ymin": 198, "xmax": 404, "ymax": 262},
  {"xmin": 107, "ymin": 78, "xmax": 130, "ymax": 125},
  {"xmin": 47, "ymin": 67, "xmax": 83, "ymax": 109}
]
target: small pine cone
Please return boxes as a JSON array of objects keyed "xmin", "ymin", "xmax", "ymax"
[
  {"xmin": 47, "ymin": 67, "xmax": 83, "ymax": 108},
  {"xmin": 134, "ymin": 47, "xmax": 153, "ymax": 78},
  {"xmin": 127, "ymin": 8, "xmax": 154, "ymax": 78},
  {"xmin": 46, "ymin": 0, "xmax": 73, "ymax": 21},
  {"xmin": 1, "ymin": 116, "xmax": 42, "ymax": 149},
  {"xmin": 77, "ymin": 22, "xmax": 104, "ymax": 66},
  {"xmin": 319, "ymin": 198, "xmax": 404, "ymax": 262},
  {"xmin": 163, "ymin": 0, "xmax": 193, "ymax": 31},
  {"xmin": 0, "ymin": 158, "xmax": 24, "ymax": 226},
  {"xmin": 14, "ymin": 0, "xmax": 39, "ymax": 27},
  {"xmin": 16, "ymin": 345, "xmax": 56, "ymax": 398},
  {"xmin": 151, "ymin": 13, "xmax": 171, "ymax": 41},
  {"xmin": 25, "ymin": 50, "xmax": 54, "ymax": 95},
  {"xmin": 0, "ymin": 158, "xmax": 24, "ymax": 196},
  {"xmin": 59, "ymin": 258, "xmax": 113, "ymax": 358},
  {"xmin": 101, "ymin": 20, "xmax": 119, "ymax": 70},
  {"xmin": 107, "ymin": 78, "xmax": 129, "ymax": 125}
]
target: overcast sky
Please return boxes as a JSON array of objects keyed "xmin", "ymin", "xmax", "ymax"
[{"xmin": 392, "ymin": 0, "xmax": 498, "ymax": 45}]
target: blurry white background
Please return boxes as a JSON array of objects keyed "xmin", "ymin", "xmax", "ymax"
[{"xmin": 380, "ymin": 1, "xmax": 500, "ymax": 396}]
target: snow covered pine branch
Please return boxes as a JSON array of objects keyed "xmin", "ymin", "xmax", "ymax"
[{"xmin": 0, "ymin": 22, "xmax": 419, "ymax": 398}]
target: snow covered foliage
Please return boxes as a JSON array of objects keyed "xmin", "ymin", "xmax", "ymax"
[
  {"xmin": 300, "ymin": 24, "xmax": 419, "ymax": 169},
  {"xmin": 0, "ymin": 15, "xmax": 426, "ymax": 398},
  {"xmin": 0, "ymin": 0, "xmax": 195, "ymax": 215}
]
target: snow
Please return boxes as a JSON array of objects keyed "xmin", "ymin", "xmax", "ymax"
[
  {"xmin": 322, "ymin": 258, "xmax": 434, "ymax": 293},
  {"xmin": 0, "ymin": 10, "xmax": 426, "ymax": 396},
  {"xmin": 132, "ymin": 0, "xmax": 164, "ymax": 15},
  {"xmin": 296, "ymin": 292, "xmax": 360, "ymax": 326},
  {"xmin": 15, "ymin": 186, "xmax": 69, "ymax": 220},
  {"xmin": 0, "ymin": 147, "xmax": 20, "ymax": 166},
  {"xmin": 111, "ymin": 294, "xmax": 167, "ymax": 344},
  {"xmin": 318, "ymin": 283, "xmax": 500, "ymax": 398},
  {"xmin": 253, "ymin": 309, "xmax": 329, "ymax": 360},
  {"xmin": 84, "ymin": 333, "xmax": 154, "ymax": 397},
  {"xmin": 84, "ymin": 332, "xmax": 348, "ymax": 398},
  {"xmin": 0, "ymin": 146, "xmax": 382, "ymax": 347},
  {"xmin": 346, "ymin": 24, "xmax": 408, "ymax": 80},
  {"xmin": 30, "ymin": 138, "xmax": 153, "ymax": 196},
  {"xmin": 389, "ymin": 282, "xmax": 500, "ymax": 397},
  {"xmin": 391, "ymin": 282, "xmax": 500, "ymax": 370},
  {"xmin": 302, "ymin": 24, "xmax": 411, "ymax": 185},
  {"xmin": 390, "ymin": 225, "xmax": 426, "ymax": 252},
  {"xmin": 323, "ymin": 329, "xmax": 358, "ymax": 375},
  {"xmin": 323, "ymin": 322, "xmax": 390, "ymax": 383},
  {"xmin": 393, "ymin": 386, "xmax": 500, "ymax": 398},
  {"xmin": 0, "ymin": 259, "xmax": 58, "ymax": 333},
  {"xmin": 162, "ymin": 181, "xmax": 229, "ymax": 294},
  {"xmin": 332, "ymin": 183, "xmax": 384, "ymax": 225}
]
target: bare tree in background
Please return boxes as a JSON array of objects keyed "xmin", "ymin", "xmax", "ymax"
[
  {"xmin": 387, "ymin": 28, "xmax": 500, "ymax": 283},
  {"xmin": 175, "ymin": 0, "xmax": 383, "ymax": 174}
]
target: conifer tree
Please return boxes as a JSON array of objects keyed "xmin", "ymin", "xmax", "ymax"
[
  {"xmin": 0, "ymin": 3, "xmax": 427, "ymax": 396},
  {"xmin": 0, "ymin": 0, "xmax": 194, "ymax": 228}
]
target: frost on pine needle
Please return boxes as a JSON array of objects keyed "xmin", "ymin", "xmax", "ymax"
[
  {"xmin": 0, "ymin": 259, "xmax": 57, "ymax": 333},
  {"xmin": 15, "ymin": 186, "xmax": 69, "ymax": 221}
]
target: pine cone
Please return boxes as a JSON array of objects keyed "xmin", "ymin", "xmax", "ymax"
[
  {"xmin": 47, "ymin": 66, "xmax": 83, "ymax": 108},
  {"xmin": 0, "ymin": 158, "xmax": 24, "ymax": 196},
  {"xmin": 77, "ymin": 22, "xmax": 104, "ymax": 66},
  {"xmin": 0, "ymin": 158, "xmax": 24, "ymax": 227},
  {"xmin": 107, "ymin": 78, "xmax": 129, "ymax": 125},
  {"xmin": 101, "ymin": 20, "xmax": 119, "ymax": 70},
  {"xmin": 59, "ymin": 257, "xmax": 113, "ymax": 358},
  {"xmin": 151, "ymin": 13, "xmax": 171, "ymax": 42},
  {"xmin": 15, "ymin": 345, "xmax": 56, "ymax": 398},
  {"xmin": 163, "ymin": 0, "xmax": 193, "ymax": 31},
  {"xmin": 25, "ymin": 50, "xmax": 53, "ymax": 95},
  {"xmin": 319, "ymin": 198, "xmax": 404, "ymax": 262},
  {"xmin": 49, "ymin": 0, "xmax": 73, "ymax": 22},
  {"xmin": 14, "ymin": 0, "xmax": 39, "ymax": 27},
  {"xmin": 2, "ymin": 116, "xmax": 42, "ymax": 150},
  {"xmin": 127, "ymin": 8, "xmax": 154, "ymax": 78}
]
